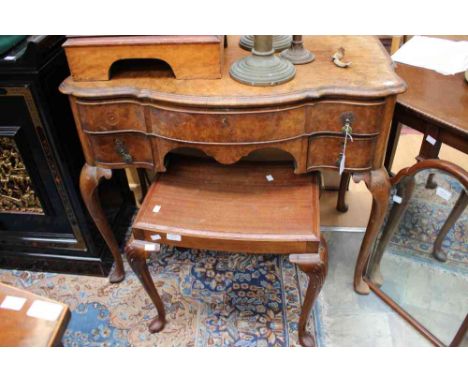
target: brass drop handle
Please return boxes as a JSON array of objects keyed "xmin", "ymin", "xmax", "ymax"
[{"xmin": 114, "ymin": 139, "xmax": 133, "ymax": 164}]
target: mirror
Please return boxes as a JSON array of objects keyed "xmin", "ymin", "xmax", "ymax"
[{"xmin": 365, "ymin": 162, "xmax": 468, "ymax": 346}]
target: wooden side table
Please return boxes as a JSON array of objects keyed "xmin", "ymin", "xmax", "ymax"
[
  {"xmin": 0, "ymin": 283, "xmax": 70, "ymax": 346},
  {"xmin": 385, "ymin": 63, "xmax": 468, "ymax": 262},
  {"xmin": 339, "ymin": 58, "xmax": 467, "ymax": 259},
  {"xmin": 385, "ymin": 64, "xmax": 467, "ymax": 171}
]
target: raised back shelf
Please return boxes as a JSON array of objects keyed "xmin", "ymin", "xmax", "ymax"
[{"xmin": 63, "ymin": 35, "xmax": 224, "ymax": 81}]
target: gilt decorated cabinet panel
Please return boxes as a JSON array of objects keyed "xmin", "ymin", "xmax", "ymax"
[{"xmin": 0, "ymin": 36, "xmax": 134, "ymax": 276}]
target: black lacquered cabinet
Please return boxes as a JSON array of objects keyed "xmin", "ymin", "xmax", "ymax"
[{"xmin": 0, "ymin": 36, "xmax": 134, "ymax": 276}]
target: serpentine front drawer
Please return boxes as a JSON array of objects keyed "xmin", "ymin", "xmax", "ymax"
[
  {"xmin": 77, "ymin": 98, "xmax": 386, "ymax": 173},
  {"xmin": 307, "ymin": 100, "xmax": 386, "ymax": 135},
  {"xmin": 149, "ymin": 106, "xmax": 306, "ymax": 143},
  {"xmin": 78, "ymin": 99, "xmax": 385, "ymax": 139},
  {"xmin": 87, "ymin": 132, "xmax": 153, "ymax": 167},
  {"xmin": 307, "ymin": 135, "xmax": 376, "ymax": 171},
  {"xmin": 78, "ymin": 101, "xmax": 146, "ymax": 133}
]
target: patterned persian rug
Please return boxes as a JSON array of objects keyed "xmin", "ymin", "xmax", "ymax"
[{"xmin": 0, "ymin": 247, "xmax": 314, "ymax": 347}]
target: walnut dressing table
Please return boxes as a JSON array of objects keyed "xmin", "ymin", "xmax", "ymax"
[{"xmin": 60, "ymin": 36, "xmax": 405, "ymax": 310}]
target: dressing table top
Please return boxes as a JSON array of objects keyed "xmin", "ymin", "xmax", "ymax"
[{"xmin": 60, "ymin": 35, "xmax": 406, "ymax": 107}]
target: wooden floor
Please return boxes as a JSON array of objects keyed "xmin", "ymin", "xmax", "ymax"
[{"xmin": 320, "ymin": 129, "xmax": 468, "ymax": 228}]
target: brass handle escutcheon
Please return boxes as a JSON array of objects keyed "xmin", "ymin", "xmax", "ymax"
[
  {"xmin": 341, "ymin": 112, "xmax": 354, "ymax": 135},
  {"xmin": 114, "ymin": 139, "xmax": 133, "ymax": 164}
]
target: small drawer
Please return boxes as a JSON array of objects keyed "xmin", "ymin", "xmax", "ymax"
[
  {"xmin": 87, "ymin": 132, "xmax": 153, "ymax": 167},
  {"xmin": 307, "ymin": 101, "xmax": 385, "ymax": 135},
  {"xmin": 150, "ymin": 107, "xmax": 306, "ymax": 143},
  {"xmin": 307, "ymin": 135, "xmax": 376, "ymax": 171},
  {"xmin": 78, "ymin": 102, "xmax": 146, "ymax": 133}
]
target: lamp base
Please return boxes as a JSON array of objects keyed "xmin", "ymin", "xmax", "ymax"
[
  {"xmin": 239, "ymin": 35, "xmax": 292, "ymax": 52},
  {"xmin": 280, "ymin": 45, "xmax": 315, "ymax": 65},
  {"xmin": 230, "ymin": 52, "xmax": 295, "ymax": 86}
]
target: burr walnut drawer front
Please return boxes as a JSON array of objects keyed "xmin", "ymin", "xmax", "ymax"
[
  {"xmin": 307, "ymin": 100, "xmax": 386, "ymax": 135},
  {"xmin": 149, "ymin": 107, "xmax": 306, "ymax": 143},
  {"xmin": 77, "ymin": 102, "xmax": 146, "ymax": 133},
  {"xmin": 86, "ymin": 132, "xmax": 153, "ymax": 167},
  {"xmin": 307, "ymin": 135, "xmax": 376, "ymax": 171}
]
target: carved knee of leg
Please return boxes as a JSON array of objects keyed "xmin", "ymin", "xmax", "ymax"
[{"xmin": 125, "ymin": 240, "xmax": 147, "ymax": 271}]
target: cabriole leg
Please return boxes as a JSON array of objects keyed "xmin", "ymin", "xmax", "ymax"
[
  {"xmin": 353, "ymin": 168, "xmax": 391, "ymax": 294},
  {"xmin": 290, "ymin": 236, "xmax": 328, "ymax": 347},
  {"xmin": 368, "ymin": 176, "xmax": 415, "ymax": 286},
  {"xmin": 80, "ymin": 163, "xmax": 125, "ymax": 283},
  {"xmin": 126, "ymin": 239, "xmax": 166, "ymax": 333}
]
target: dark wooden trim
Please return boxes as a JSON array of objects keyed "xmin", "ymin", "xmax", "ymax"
[
  {"xmin": 390, "ymin": 159, "xmax": 468, "ymax": 188},
  {"xmin": 0, "ymin": 248, "xmax": 113, "ymax": 276}
]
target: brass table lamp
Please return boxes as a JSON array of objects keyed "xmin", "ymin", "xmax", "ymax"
[{"xmin": 230, "ymin": 35, "xmax": 295, "ymax": 86}]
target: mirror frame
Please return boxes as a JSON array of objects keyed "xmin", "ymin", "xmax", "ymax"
[{"xmin": 363, "ymin": 159, "xmax": 468, "ymax": 347}]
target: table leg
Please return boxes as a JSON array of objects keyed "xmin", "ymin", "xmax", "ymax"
[
  {"xmin": 417, "ymin": 133, "xmax": 442, "ymax": 189},
  {"xmin": 336, "ymin": 172, "xmax": 351, "ymax": 212},
  {"xmin": 353, "ymin": 168, "xmax": 391, "ymax": 294},
  {"xmin": 80, "ymin": 163, "xmax": 125, "ymax": 283},
  {"xmin": 384, "ymin": 118, "xmax": 403, "ymax": 175},
  {"xmin": 137, "ymin": 168, "xmax": 149, "ymax": 203},
  {"xmin": 432, "ymin": 190, "xmax": 468, "ymax": 262},
  {"xmin": 289, "ymin": 236, "xmax": 328, "ymax": 347},
  {"xmin": 125, "ymin": 239, "xmax": 166, "ymax": 333},
  {"xmin": 367, "ymin": 176, "xmax": 415, "ymax": 286},
  {"xmin": 425, "ymin": 173, "xmax": 438, "ymax": 189}
]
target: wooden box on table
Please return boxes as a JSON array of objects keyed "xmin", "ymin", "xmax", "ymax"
[{"xmin": 63, "ymin": 35, "xmax": 225, "ymax": 81}]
